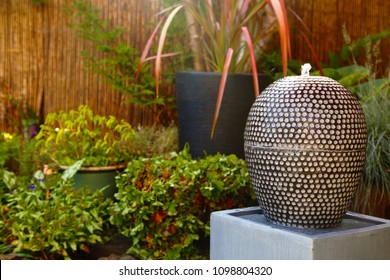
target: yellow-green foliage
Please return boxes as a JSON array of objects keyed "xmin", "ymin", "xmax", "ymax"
[{"xmin": 35, "ymin": 105, "xmax": 136, "ymax": 167}]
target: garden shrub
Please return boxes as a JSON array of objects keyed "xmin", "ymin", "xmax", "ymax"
[
  {"xmin": 66, "ymin": 1, "xmax": 177, "ymax": 126},
  {"xmin": 0, "ymin": 162, "xmax": 111, "ymax": 259},
  {"xmin": 109, "ymin": 146, "xmax": 256, "ymax": 259},
  {"xmin": 0, "ymin": 133, "xmax": 20, "ymax": 170},
  {"xmin": 35, "ymin": 105, "xmax": 136, "ymax": 167},
  {"xmin": 133, "ymin": 124, "xmax": 179, "ymax": 157},
  {"xmin": 0, "ymin": 133, "xmax": 40, "ymax": 176}
]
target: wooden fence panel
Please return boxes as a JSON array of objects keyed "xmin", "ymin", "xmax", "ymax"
[
  {"xmin": 0, "ymin": 0, "xmax": 389, "ymax": 133},
  {"xmin": 287, "ymin": 0, "xmax": 389, "ymax": 74},
  {"xmin": 0, "ymin": 0, "xmax": 163, "ymax": 133}
]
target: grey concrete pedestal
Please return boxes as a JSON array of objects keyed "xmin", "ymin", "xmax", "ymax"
[{"xmin": 210, "ymin": 206, "xmax": 390, "ymax": 260}]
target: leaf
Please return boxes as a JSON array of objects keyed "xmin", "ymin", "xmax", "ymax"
[
  {"xmin": 33, "ymin": 170, "xmax": 45, "ymax": 182},
  {"xmin": 152, "ymin": 211, "xmax": 168, "ymax": 224},
  {"xmin": 135, "ymin": 15, "xmax": 165, "ymax": 80},
  {"xmin": 167, "ymin": 203, "xmax": 177, "ymax": 215},
  {"xmin": 299, "ymin": 30, "xmax": 324, "ymax": 75},
  {"xmin": 80, "ymin": 244, "xmax": 90, "ymax": 254},
  {"xmin": 241, "ymin": 27, "xmax": 260, "ymax": 97},
  {"xmin": 155, "ymin": 5, "xmax": 183, "ymax": 97},
  {"xmin": 337, "ymin": 65, "xmax": 368, "ymax": 77},
  {"xmin": 130, "ymin": 223, "xmax": 144, "ymax": 236},
  {"xmin": 61, "ymin": 159, "xmax": 85, "ymax": 181},
  {"xmin": 338, "ymin": 65, "xmax": 369, "ymax": 87},
  {"xmin": 268, "ymin": 0, "xmax": 290, "ymax": 76},
  {"xmin": 350, "ymin": 78, "xmax": 390, "ymax": 98},
  {"xmin": 69, "ymin": 241, "xmax": 77, "ymax": 252},
  {"xmin": 311, "ymin": 68, "xmax": 342, "ymax": 79},
  {"xmin": 211, "ymin": 48, "xmax": 233, "ymax": 138}
]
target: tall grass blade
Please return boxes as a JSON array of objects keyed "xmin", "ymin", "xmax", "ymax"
[
  {"xmin": 300, "ymin": 30, "xmax": 324, "ymax": 75},
  {"xmin": 135, "ymin": 16, "xmax": 165, "ymax": 80},
  {"xmin": 269, "ymin": 0, "xmax": 289, "ymax": 76},
  {"xmin": 155, "ymin": 5, "xmax": 183, "ymax": 96},
  {"xmin": 211, "ymin": 48, "xmax": 233, "ymax": 138},
  {"xmin": 242, "ymin": 27, "xmax": 260, "ymax": 97}
]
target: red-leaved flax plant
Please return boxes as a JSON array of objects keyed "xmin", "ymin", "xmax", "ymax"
[{"xmin": 137, "ymin": 0, "xmax": 291, "ymax": 137}]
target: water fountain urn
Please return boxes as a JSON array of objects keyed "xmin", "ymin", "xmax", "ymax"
[{"xmin": 244, "ymin": 64, "xmax": 367, "ymax": 228}]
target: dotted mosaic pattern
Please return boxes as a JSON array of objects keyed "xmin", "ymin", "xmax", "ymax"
[{"xmin": 244, "ymin": 76, "xmax": 367, "ymax": 228}]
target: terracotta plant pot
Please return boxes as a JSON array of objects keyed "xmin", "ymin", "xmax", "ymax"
[{"xmin": 244, "ymin": 67, "xmax": 367, "ymax": 228}]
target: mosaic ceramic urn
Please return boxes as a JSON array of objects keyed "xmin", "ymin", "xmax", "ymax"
[{"xmin": 244, "ymin": 64, "xmax": 367, "ymax": 229}]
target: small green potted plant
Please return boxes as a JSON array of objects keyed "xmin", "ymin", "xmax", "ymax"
[
  {"xmin": 35, "ymin": 105, "xmax": 136, "ymax": 197},
  {"xmin": 137, "ymin": 0, "xmax": 291, "ymax": 158}
]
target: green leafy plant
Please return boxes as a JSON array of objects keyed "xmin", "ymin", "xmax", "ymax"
[
  {"xmin": 0, "ymin": 133, "xmax": 20, "ymax": 170},
  {"xmin": 35, "ymin": 105, "xmax": 136, "ymax": 167},
  {"xmin": 348, "ymin": 69, "xmax": 390, "ymax": 215},
  {"xmin": 138, "ymin": 0, "xmax": 291, "ymax": 135},
  {"xmin": 307, "ymin": 29, "xmax": 389, "ymax": 85},
  {"xmin": 6, "ymin": 97, "xmax": 41, "ymax": 140},
  {"xmin": 66, "ymin": 1, "xmax": 175, "ymax": 124},
  {"xmin": 0, "ymin": 161, "xmax": 111, "ymax": 259},
  {"xmin": 314, "ymin": 66, "xmax": 389, "ymax": 216},
  {"xmin": 329, "ymin": 27, "xmax": 390, "ymax": 71},
  {"xmin": 314, "ymin": 30, "xmax": 390, "ymax": 216},
  {"xmin": 353, "ymin": 78, "xmax": 390, "ymax": 214},
  {"xmin": 109, "ymin": 146, "xmax": 256, "ymax": 259},
  {"xmin": 0, "ymin": 133, "xmax": 39, "ymax": 176}
]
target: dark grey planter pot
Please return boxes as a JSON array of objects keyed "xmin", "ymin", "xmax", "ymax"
[
  {"xmin": 244, "ymin": 75, "xmax": 367, "ymax": 229},
  {"xmin": 176, "ymin": 71, "xmax": 272, "ymax": 158}
]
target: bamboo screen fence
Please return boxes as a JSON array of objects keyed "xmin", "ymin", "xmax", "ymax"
[
  {"xmin": 0, "ymin": 0, "xmax": 389, "ymax": 133},
  {"xmin": 0, "ymin": 0, "xmax": 164, "ymax": 133},
  {"xmin": 287, "ymin": 0, "xmax": 389, "ymax": 73}
]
